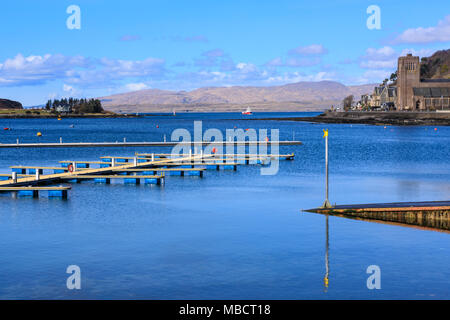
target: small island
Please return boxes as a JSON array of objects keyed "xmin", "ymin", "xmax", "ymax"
[{"xmin": 0, "ymin": 97, "xmax": 138, "ymax": 118}]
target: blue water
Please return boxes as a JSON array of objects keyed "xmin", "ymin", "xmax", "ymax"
[{"xmin": 0, "ymin": 112, "xmax": 449, "ymax": 299}]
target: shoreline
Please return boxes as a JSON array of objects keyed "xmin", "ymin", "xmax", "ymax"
[
  {"xmin": 0, "ymin": 113, "xmax": 141, "ymax": 119},
  {"xmin": 254, "ymin": 111, "xmax": 450, "ymax": 126}
]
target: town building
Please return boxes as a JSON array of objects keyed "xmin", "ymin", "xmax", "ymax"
[
  {"xmin": 368, "ymin": 85, "xmax": 397, "ymax": 110},
  {"xmin": 364, "ymin": 53, "xmax": 450, "ymax": 111},
  {"xmin": 55, "ymin": 105, "xmax": 72, "ymax": 113},
  {"xmin": 397, "ymin": 54, "xmax": 450, "ymax": 110}
]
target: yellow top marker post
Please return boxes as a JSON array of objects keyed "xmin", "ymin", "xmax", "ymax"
[{"xmin": 322, "ymin": 129, "xmax": 331, "ymax": 208}]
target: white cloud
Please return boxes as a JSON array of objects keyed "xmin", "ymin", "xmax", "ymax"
[
  {"xmin": 360, "ymin": 60, "xmax": 396, "ymax": 69},
  {"xmin": 357, "ymin": 46, "xmax": 438, "ymax": 83},
  {"xmin": 266, "ymin": 57, "xmax": 284, "ymax": 67},
  {"xmin": 354, "ymin": 70, "xmax": 395, "ymax": 85},
  {"xmin": 125, "ymin": 82, "xmax": 149, "ymax": 91},
  {"xmin": 176, "ymin": 70, "xmax": 229, "ymax": 84},
  {"xmin": 265, "ymin": 44, "xmax": 325, "ymax": 69},
  {"xmin": 194, "ymin": 49, "xmax": 235, "ymax": 71},
  {"xmin": 63, "ymin": 84, "xmax": 73, "ymax": 92},
  {"xmin": 289, "ymin": 44, "xmax": 328, "ymax": 55},
  {"xmin": 363, "ymin": 46, "xmax": 397, "ymax": 60},
  {"xmin": 202, "ymin": 49, "xmax": 225, "ymax": 58},
  {"xmin": 236, "ymin": 62, "xmax": 257, "ymax": 73},
  {"xmin": 0, "ymin": 53, "xmax": 90, "ymax": 86},
  {"xmin": 265, "ymin": 71, "xmax": 335, "ymax": 84},
  {"xmin": 0, "ymin": 53, "xmax": 165, "ymax": 87},
  {"xmin": 359, "ymin": 46, "xmax": 397, "ymax": 69},
  {"xmin": 359, "ymin": 46, "xmax": 435, "ymax": 71},
  {"xmin": 97, "ymin": 57, "xmax": 165, "ymax": 78},
  {"xmin": 393, "ymin": 15, "xmax": 450, "ymax": 44},
  {"xmin": 63, "ymin": 83, "xmax": 74, "ymax": 92},
  {"xmin": 265, "ymin": 56, "xmax": 321, "ymax": 68},
  {"xmin": 400, "ymin": 48, "xmax": 434, "ymax": 57},
  {"xmin": 62, "ymin": 84, "xmax": 77, "ymax": 96},
  {"xmin": 285, "ymin": 57, "xmax": 321, "ymax": 67},
  {"xmin": 232, "ymin": 63, "xmax": 277, "ymax": 82}
]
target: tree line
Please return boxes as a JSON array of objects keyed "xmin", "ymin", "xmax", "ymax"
[{"xmin": 45, "ymin": 98, "xmax": 104, "ymax": 113}]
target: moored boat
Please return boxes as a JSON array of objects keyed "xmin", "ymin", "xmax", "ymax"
[{"xmin": 242, "ymin": 107, "xmax": 252, "ymax": 115}]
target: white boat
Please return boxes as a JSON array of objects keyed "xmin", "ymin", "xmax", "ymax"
[{"xmin": 242, "ymin": 107, "xmax": 252, "ymax": 115}]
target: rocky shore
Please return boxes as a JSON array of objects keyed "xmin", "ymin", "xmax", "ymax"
[
  {"xmin": 0, "ymin": 112, "xmax": 140, "ymax": 119},
  {"xmin": 261, "ymin": 111, "xmax": 450, "ymax": 126}
]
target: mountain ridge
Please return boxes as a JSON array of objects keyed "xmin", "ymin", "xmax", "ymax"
[{"xmin": 99, "ymin": 81, "xmax": 376, "ymax": 113}]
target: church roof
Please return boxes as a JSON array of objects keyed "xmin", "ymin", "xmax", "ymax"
[
  {"xmin": 421, "ymin": 79, "xmax": 450, "ymax": 83},
  {"xmin": 413, "ymin": 87, "xmax": 450, "ymax": 97}
]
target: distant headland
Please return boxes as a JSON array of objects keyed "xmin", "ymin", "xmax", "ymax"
[
  {"xmin": 0, "ymin": 97, "xmax": 138, "ymax": 118},
  {"xmin": 0, "ymin": 98, "xmax": 23, "ymax": 110}
]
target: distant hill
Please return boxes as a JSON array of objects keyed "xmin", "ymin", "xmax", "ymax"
[
  {"xmin": 420, "ymin": 49, "xmax": 450, "ymax": 79},
  {"xmin": 0, "ymin": 98, "xmax": 23, "ymax": 109},
  {"xmin": 99, "ymin": 81, "xmax": 375, "ymax": 113},
  {"xmin": 23, "ymin": 104, "xmax": 45, "ymax": 109}
]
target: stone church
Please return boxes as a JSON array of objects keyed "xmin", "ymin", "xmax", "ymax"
[{"xmin": 397, "ymin": 54, "xmax": 450, "ymax": 110}]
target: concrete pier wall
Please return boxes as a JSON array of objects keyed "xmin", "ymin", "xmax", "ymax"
[{"xmin": 309, "ymin": 207, "xmax": 450, "ymax": 231}]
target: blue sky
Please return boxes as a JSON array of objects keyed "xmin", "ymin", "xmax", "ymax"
[{"xmin": 0, "ymin": 0, "xmax": 449, "ymax": 105}]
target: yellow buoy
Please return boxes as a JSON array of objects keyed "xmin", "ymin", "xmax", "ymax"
[{"xmin": 37, "ymin": 132, "xmax": 42, "ymax": 137}]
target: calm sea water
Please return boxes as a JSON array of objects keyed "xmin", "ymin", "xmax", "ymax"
[{"xmin": 0, "ymin": 112, "xmax": 449, "ymax": 299}]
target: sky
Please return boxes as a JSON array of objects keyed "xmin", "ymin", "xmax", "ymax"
[{"xmin": 0, "ymin": 0, "xmax": 449, "ymax": 105}]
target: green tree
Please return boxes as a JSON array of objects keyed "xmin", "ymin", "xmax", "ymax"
[
  {"xmin": 52, "ymin": 99, "xmax": 59, "ymax": 110},
  {"xmin": 343, "ymin": 95, "xmax": 354, "ymax": 111},
  {"xmin": 389, "ymin": 71, "xmax": 397, "ymax": 83}
]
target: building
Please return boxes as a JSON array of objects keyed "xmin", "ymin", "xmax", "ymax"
[
  {"xmin": 360, "ymin": 94, "xmax": 371, "ymax": 109},
  {"xmin": 369, "ymin": 85, "xmax": 397, "ymax": 109},
  {"xmin": 380, "ymin": 86, "xmax": 397, "ymax": 109},
  {"xmin": 397, "ymin": 54, "xmax": 450, "ymax": 110},
  {"xmin": 55, "ymin": 105, "xmax": 72, "ymax": 113}
]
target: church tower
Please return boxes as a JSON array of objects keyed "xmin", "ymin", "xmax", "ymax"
[{"xmin": 397, "ymin": 54, "xmax": 420, "ymax": 110}]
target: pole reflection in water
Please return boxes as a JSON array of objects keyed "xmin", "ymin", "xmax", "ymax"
[{"xmin": 324, "ymin": 215, "xmax": 329, "ymax": 292}]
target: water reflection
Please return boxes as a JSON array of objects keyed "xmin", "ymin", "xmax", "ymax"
[
  {"xmin": 396, "ymin": 180, "xmax": 421, "ymax": 200},
  {"xmin": 312, "ymin": 210, "xmax": 450, "ymax": 233},
  {"xmin": 324, "ymin": 215, "xmax": 329, "ymax": 292}
]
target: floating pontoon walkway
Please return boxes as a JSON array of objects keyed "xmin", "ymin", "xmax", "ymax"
[
  {"xmin": 0, "ymin": 155, "xmax": 203, "ymax": 188},
  {"xmin": 136, "ymin": 153, "xmax": 295, "ymax": 160},
  {"xmin": 305, "ymin": 201, "xmax": 450, "ymax": 231},
  {"xmin": 0, "ymin": 152, "xmax": 295, "ymax": 199},
  {"xmin": 0, "ymin": 185, "xmax": 71, "ymax": 198}
]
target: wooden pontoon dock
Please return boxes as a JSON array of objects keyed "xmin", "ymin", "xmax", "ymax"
[{"xmin": 0, "ymin": 152, "xmax": 295, "ymax": 199}]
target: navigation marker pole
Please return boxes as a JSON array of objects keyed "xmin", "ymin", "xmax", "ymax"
[{"xmin": 322, "ymin": 129, "xmax": 332, "ymax": 208}]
